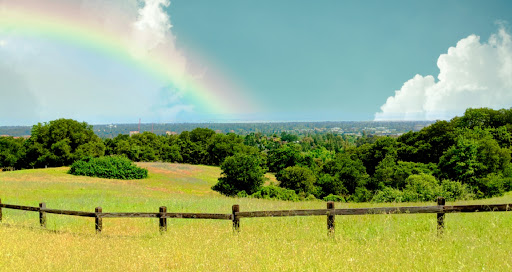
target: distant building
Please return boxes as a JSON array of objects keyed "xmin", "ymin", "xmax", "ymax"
[
  {"xmin": 129, "ymin": 131, "xmax": 140, "ymax": 136},
  {"xmin": 166, "ymin": 131, "xmax": 178, "ymax": 135}
]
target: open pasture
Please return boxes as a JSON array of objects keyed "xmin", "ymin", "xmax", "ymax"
[{"xmin": 1, "ymin": 163, "xmax": 512, "ymax": 271}]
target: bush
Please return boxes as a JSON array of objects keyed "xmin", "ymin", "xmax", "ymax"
[
  {"xmin": 477, "ymin": 173, "xmax": 506, "ymax": 198},
  {"xmin": 438, "ymin": 179, "xmax": 473, "ymax": 201},
  {"xmin": 68, "ymin": 156, "xmax": 148, "ymax": 179},
  {"xmin": 371, "ymin": 187, "xmax": 404, "ymax": 203},
  {"xmin": 402, "ymin": 173, "xmax": 439, "ymax": 202},
  {"xmin": 348, "ymin": 187, "xmax": 373, "ymax": 202},
  {"xmin": 323, "ymin": 194, "xmax": 346, "ymax": 202},
  {"xmin": 251, "ymin": 185, "xmax": 300, "ymax": 201}
]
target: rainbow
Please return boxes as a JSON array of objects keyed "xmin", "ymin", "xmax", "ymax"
[{"xmin": 0, "ymin": 1, "xmax": 252, "ymax": 115}]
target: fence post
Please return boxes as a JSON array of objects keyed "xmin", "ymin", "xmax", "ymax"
[
  {"xmin": 159, "ymin": 206, "xmax": 167, "ymax": 233},
  {"xmin": 437, "ymin": 197, "xmax": 445, "ymax": 235},
  {"xmin": 232, "ymin": 204, "xmax": 240, "ymax": 232},
  {"xmin": 327, "ymin": 201, "xmax": 335, "ymax": 236},
  {"xmin": 0, "ymin": 198, "xmax": 2, "ymax": 222},
  {"xmin": 39, "ymin": 202, "xmax": 46, "ymax": 228},
  {"xmin": 95, "ymin": 207, "xmax": 102, "ymax": 234}
]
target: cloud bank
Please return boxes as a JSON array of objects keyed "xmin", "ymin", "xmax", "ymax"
[{"xmin": 375, "ymin": 27, "xmax": 512, "ymax": 121}]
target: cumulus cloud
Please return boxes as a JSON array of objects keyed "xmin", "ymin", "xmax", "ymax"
[
  {"xmin": 375, "ymin": 26, "xmax": 512, "ymax": 120},
  {"xmin": 133, "ymin": 0, "xmax": 171, "ymax": 51}
]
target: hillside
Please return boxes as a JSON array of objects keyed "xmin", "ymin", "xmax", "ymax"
[{"xmin": 1, "ymin": 163, "xmax": 512, "ymax": 271}]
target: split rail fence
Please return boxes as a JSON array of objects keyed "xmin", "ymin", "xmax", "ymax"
[{"xmin": 0, "ymin": 197, "xmax": 511, "ymax": 235}]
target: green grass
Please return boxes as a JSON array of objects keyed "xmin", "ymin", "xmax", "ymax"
[{"xmin": 1, "ymin": 163, "xmax": 512, "ymax": 271}]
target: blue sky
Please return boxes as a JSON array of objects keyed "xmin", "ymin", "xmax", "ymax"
[{"xmin": 1, "ymin": 0, "xmax": 512, "ymax": 125}]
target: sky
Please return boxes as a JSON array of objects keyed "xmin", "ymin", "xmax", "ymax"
[{"xmin": 1, "ymin": 0, "xmax": 512, "ymax": 125}]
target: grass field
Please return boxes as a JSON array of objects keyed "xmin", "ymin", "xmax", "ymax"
[{"xmin": 1, "ymin": 163, "xmax": 512, "ymax": 271}]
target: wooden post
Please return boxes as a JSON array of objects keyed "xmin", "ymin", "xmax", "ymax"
[
  {"xmin": 0, "ymin": 198, "xmax": 2, "ymax": 222},
  {"xmin": 437, "ymin": 197, "xmax": 445, "ymax": 235},
  {"xmin": 159, "ymin": 206, "xmax": 167, "ymax": 233},
  {"xmin": 327, "ymin": 201, "xmax": 335, "ymax": 236},
  {"xmin": 39, "ymin": 202, "xmax": 46, "ymax": 228},
  {"xmin": 95, "ymin": 207, "xmax": 102, "ymax": 234},
  {"xmin": 232, "ymin": 204, "xmax": 240, "ymax": 232}
]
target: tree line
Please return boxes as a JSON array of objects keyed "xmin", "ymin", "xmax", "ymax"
[{"xmin": 1, "ymin": 107, "xmax": 512, "ymax": 202}]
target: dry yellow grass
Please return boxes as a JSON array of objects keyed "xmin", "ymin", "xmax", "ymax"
[{"xmin": 1, "ymin": 164, "xmax": 512, "ymax": 271}]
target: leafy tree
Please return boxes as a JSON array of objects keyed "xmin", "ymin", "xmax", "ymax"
[
  {"xmin": 276, "ymin": 166, "xmax": 316, "ymax": 194},
  {"xmin": 318, "ymin": 153, "xmax": 369, "ymax": 196},
  {"xmin": 356, "ymin": 137, "xmax": 398, "ymax": 176},
  {"xmin": 267, "ymin": 143, "xmax": 302, "ymax": 173},
  {"xmin": 207, "ymin": 133, "xmax": 244, "ymax": 165},
  {"xmin": 0, "ymin": 137, "xmax": 26, "ymax": 169},
  {"xmin": 439, "ymin": 128, "xmax": 510, "ymax": 189},
  {"xmin": 25, "ymin": 119, "xmax": 105, "ymax": 167},
  {"xmin": 212, "ymin": 153, "xmax": 266, "ymax": 196},
  {"xmin": 397, "ymin": 120, "xmax": 456, "ymax": 164}
]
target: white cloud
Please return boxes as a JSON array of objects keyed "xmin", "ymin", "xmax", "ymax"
[
  {"xmin": 133, "ymin": 0, "xmax": 171, "ymax": 51},
  {"xmin": 0, "ymin": 40, "xmax": 5, "ymax": 47},
  {"xmin": 375, "ymin": 26, "xmax": 512, "ymax": 121}
]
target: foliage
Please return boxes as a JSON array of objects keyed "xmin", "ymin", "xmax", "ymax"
[
  {"xmin": 25, "ymin": 119, "xmax": 105, "ymax": 167},
  {"xmin": 322, "ymin": 194, "xmax": 346, "ymax": 202},
  {"xmin": 318, "ymin": 153, "xmax": 369, "ymax": 196},
  {"xmin": 68, "ymin": 156, "xmax": 148, "ymax": 179},
  {"xmin": 276, "ymin": 166, "xmax": 316, "ymax": 194},
  {"xmin": 5, "ymin": 107, "xmax": 512, "ymax": 202},
  {"xmin": 250, "ymin": 185, "xmax": 300, "ymax": 201},
  {"xmin": 212, "ymin": 153, "xmax": 266, "ymax": 196},
  {"xmin": 372, "ymin": 175, "xmax": 473, "ymax": 203},
  {"xmin": 0, "ymin": 137, "xmax": 25, "ymax": 169}
]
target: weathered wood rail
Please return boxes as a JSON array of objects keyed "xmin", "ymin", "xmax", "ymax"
[{"xmin": 0, "ymin": 197, "xmax": 511, "ymax": 235}]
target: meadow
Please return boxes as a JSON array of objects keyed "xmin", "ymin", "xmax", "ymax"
[{"xmin": 1, "ymin": 163, "xmax": 512, "ymax": 271}]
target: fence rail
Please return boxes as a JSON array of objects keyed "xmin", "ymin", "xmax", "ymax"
[{"xmin": 0, "ymin": 198, "xmax": 511, "ymax": 235}]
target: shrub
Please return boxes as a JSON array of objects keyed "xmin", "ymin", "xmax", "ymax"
[
  {"xmin": 323, "ymin": 194, "xmax": 346, "ymax": 202},
  {"xmin": 348, "ymin": 187, "xmax": 373, "ymax": 202},
  {"xmin": 251, "ymin": 185, "xmax": 300, "ymax": 201},
  {"xmin": 68, "ymin": 156, "xmax": 148, "ymax": 179},
  {"xmin": 402, "ymin": 173, "xmax": 439, "ymax": 202},
  {"xmin": 438, "ymin": 179, "xmax": 473, "ymax": 201},
  {"xmin": 371, "ymin": 187, "xmax": 404, "ymax": 203},
  {"xmin": 477, "ymin": 173, "xmax": 506, "ymax": 197}
]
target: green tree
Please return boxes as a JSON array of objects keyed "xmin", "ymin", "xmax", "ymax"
[
  {"xmin": 319, "ymin": 153, "xmax": 369, "ymax": 196},
  {"xmin": 268, "ymin": 143, "xmax": 302, "ymax": 173},
  {"xmin": 0, "ymin": 137, "xmax": 26, "ymax": 169},
  {"xmin": 276, "ymin": 166, "xmax": 316, "ymax": 194},
  {"xmin": 439, "ymin": 128, "xmax": 511, "ymax": 194},
  {"xmin": 25, "ymin": 118, "xmax": 105, "ymax": 167},
  {"xmin": 212, "ymin": 153, "xmax": 266, "ymax": 196}
]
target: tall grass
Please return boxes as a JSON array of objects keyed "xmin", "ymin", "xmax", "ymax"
[{"xmin": 1, "ymin": 163, "xmax": 512, "ymax": 271}]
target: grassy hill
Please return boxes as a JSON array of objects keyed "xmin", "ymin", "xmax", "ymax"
[{"xmin": 1, "ymin": 163, "xmax": 512, "ymax": 271}]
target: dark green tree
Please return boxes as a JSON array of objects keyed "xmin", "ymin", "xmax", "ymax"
[
  {"xmin": 212, "ymin": 153, "xmax": 266, "ymax": 196},
  {"xmin": 25, "ymin": 118, "xmax": 105, "ymax": 167}
]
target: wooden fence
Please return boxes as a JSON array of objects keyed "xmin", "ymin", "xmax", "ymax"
[{"xmin": 0, "ymin": 197, "xmax": 511, "ymax": 235}]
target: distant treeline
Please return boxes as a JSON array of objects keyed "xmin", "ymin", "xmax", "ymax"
[
  {"xmin": 0, "ymin": 120, "xmax": 433, "ymax": 138},
  {"xmin": 1, "ymin": 108, "xmax": 512, "ymax": 203}
]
